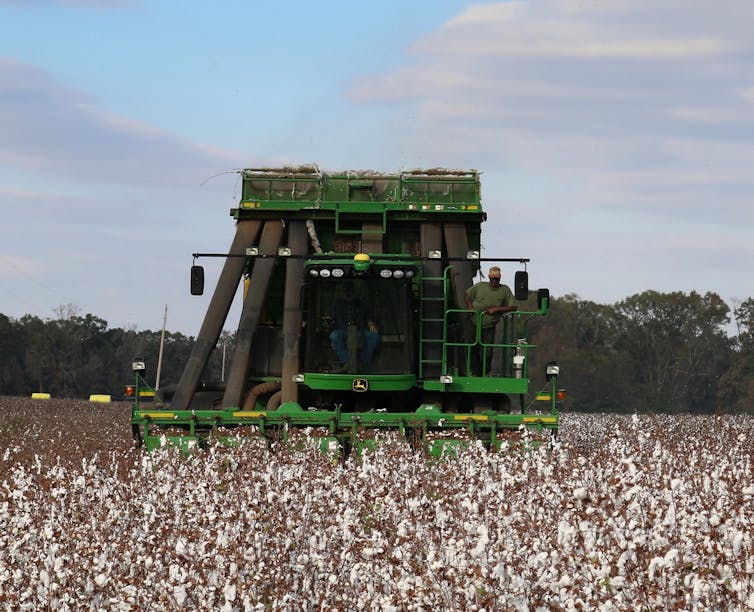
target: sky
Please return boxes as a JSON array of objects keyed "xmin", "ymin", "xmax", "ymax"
[{"xmin": 1, "ymin": 0, "xmax": 753, "ymax": 336}]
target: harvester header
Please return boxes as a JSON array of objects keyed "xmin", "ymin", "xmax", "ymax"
[{"xmin": 131, "ymin": 166, "xmax": 560, "ymax": 456}]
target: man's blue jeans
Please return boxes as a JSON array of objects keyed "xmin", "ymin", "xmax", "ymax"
[{"xmin": 330, "ymin": 328, "xmax": 379, "ymax": 365}]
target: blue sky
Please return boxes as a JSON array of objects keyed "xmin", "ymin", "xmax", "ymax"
[{"xmin": 2, "ymin": 0, "xmax": 753, "ymax": 335}]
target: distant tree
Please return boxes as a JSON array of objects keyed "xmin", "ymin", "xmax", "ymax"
[
  {"xmin": 717, "ymin": 297, "xmax": 754, "ymax": 413},
  {"xmin": 613, "ymin": 291, "xmax": 730, "ymax": 413},
  {"xmin": 0, "ymin": 314, "xmax": 26, "ymax": 395},
  {"xmin": 19, "ymin": 314, "xmax": 51, "ymax": 394},
  {"xmin": 529, "ymin": 294, "xmax": 633, "ymax": 412}
]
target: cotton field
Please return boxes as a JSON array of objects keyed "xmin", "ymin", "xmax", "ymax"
[{"xmin": 1, "ymin": 397, "xmax": 753, "ymax": 610}]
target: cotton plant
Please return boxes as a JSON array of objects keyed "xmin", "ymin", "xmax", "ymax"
[{"xmin": 2, "ymin": 399, "xmax": 754, "ymax": 609}]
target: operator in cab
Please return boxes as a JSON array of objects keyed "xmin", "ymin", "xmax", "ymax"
[{"xmin": 328, "ymin": 282, "xmax": 379, "ymax": 371}]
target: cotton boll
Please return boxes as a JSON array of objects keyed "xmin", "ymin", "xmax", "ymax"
[
  {"xmin": 175, "ymin": 539, "xmax": 187, "ymax": 556},
  {"xmin": 223, "ymin": 581, "xmax": 237, "ymax": 601},
  {"xmin": 173, "ymin": 584, "xmax": 188, "ymax": 607}
]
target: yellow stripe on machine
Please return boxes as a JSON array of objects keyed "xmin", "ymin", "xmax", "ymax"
[
  {"xmin": 31, "ymin": 392, "xmax": 51, "ymax": 400},
  {"xmin": 232, "ymin": 411, "xmax": 266, "ymax": 418},
  {"xmin": 139, "ymin": 412, "xmax": 175, "ymax": 418},
  {"xmin": 522, "ymin": 416, "xmax": 558, "ymax": 425},
  {"xmin": 89, "ymin": 394, "xmax": 111, "ymax": 403},
  {"xmin": 454, "ymin": 415, "xmax": 489, "ymax": 422}
]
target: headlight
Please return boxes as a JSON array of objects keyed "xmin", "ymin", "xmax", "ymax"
[
  {"xmin": 319, "ymin": 268, "xmax": 331, "ymax": 278},
  {"xmin": 331, "ymin": 268, "xmax": 345, "ymax": 278},
  {"xmin": 393, "ymin": 269, "xmax": 405, "ymax": 279},
  {"xmin": 379, "ymin": 269, "xmax": 392, "ymax": 278},
  {"xmin": 309, "ymin": 269, "xmax": 319, "ymax": 277}
]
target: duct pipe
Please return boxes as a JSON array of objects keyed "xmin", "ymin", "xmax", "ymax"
[
  {"xmin": 171, "ymin": 220, "xmax": 261, "ymax": 411},
  {"xmin": 222, "ymin": 220, "xmax": 284, "ymax": 408},
  {"xmin": 281, "ymin": 221, "xmax": 307, "ymax": 404}
]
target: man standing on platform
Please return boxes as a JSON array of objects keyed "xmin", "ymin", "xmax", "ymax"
[{"xmin": 465, "ymin": 266, "xmax": 517, "ymax": 376}]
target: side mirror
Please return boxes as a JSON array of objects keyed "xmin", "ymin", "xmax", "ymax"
[
  {"xmin": 514, "ymin": 271, "xmax": 529, "ymax": 301},
  {"xmin": 537, "ymin": 288, "xmax": 550, "ymax": 310},
  {"xmin": 190, "ymin": 265, "xmax": 205, "ymax": 295}
]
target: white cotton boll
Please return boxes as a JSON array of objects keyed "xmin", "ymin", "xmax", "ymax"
[
  {"xmin": 169, "ymin": 564, "xmax": 181, "ymax": 581},
  {"xmin": 709, "ymin": 513, "xmax": 721, "ymax": 528},
  {"xmin": 173, "ymin": 585, "xmax": 188, "ymax": 607},
  {"xmin": 663, "ymin": 506, "xmax": 676, "ymax": 527},
  {"xmin": 573, "ymin": 487, "xmax": 588, "ymax": 501},
  {"xmin": 471, "ymin": 525, "xmax": 489, "ymax": 558},
  {"xmin": 175, "ymin": 539, "xmax": 187, "ymax": 555},
  {"xmin": 349, "ymin": 564, "xmax": 361, "ymax": 585},
  {"xmin": 732, "ymin": 531, "xmax": 745, "ymax": 557},
  {"xmin": 693, "ymin": 577, "xmax": 708, "ymax": 599},
  {"xmin": 670, "ymin": 478, "xmax": 682, "ymax": 491},
  {"xmin": 223, "ymin": 581, "xmax": 237, "ymax": 601},
  {"xmin": 648, "ymin": 556, "xmax": 664, "ymax": 580},
  {"xmin": 663, "ymin": 549, "xmax": 679, "ymax": 564},
  {"xmin": 94, "ymin": 573, "xmax": 107, "ymax": 587},
  {"xmin": 742, "ymin": 486, "xmax": 754, "ymax": 497}
]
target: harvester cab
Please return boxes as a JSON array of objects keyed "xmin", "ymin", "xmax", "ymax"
[{"xmin": 131, "ymin": 167, "xmax": 562, "ymax": 455}]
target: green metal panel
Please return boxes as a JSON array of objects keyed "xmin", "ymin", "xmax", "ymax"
[
  {"xmin": 235, "ymin": 168, "xmax": 483, "ymax": 215},
  {"xmin": 303, "ymin": 373, "xmax": 417, "ymax": 392}
]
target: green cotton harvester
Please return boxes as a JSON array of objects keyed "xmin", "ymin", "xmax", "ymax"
[{"xmin": 131, "ymin": 166, "xmax": 563, "ymax": 456}]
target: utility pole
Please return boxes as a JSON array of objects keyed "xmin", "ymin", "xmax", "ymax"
[{"xmin": 155, "ymin": 305, "xmax": 168, "ymax": 391}]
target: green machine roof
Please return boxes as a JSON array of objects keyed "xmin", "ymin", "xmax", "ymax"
[{"xmin": 231, "ymin": 166, "xmax": 484, "ymax": 218}]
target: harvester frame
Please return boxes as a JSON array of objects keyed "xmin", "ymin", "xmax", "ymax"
[{"xmin": 131, "ymin": 166, "xmax": 561, "ymax": 455}]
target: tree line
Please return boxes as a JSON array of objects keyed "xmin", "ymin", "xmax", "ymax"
[{"xmin": 1, "ymin": 291, "xmax": 752, "ymax": 413}]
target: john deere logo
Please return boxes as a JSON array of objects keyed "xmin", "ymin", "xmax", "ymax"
[{"xmin": 352, "ymin": 378, "xmax": 368, "ymax": 392}]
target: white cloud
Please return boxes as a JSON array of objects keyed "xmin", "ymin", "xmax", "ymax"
[
  {"xmin": 0, "ymin": 57, "xmax": 248, "ymax": 187},
  {"xmin": 348, "ymin": 0, "xmax": 754, "ymax": 306},
  {"xmin": 0, "ymin": 255, "xmax": 42, "ymax": 277},
  {"xmin": 417, "ymin": 2, "xmax": 729, "ymax": 59}
]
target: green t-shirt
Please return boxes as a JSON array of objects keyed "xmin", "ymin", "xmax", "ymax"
[{"xmin": 466, "ymin": 282, "xmax": 515, "ymax": 328}]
